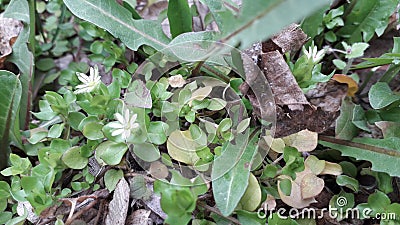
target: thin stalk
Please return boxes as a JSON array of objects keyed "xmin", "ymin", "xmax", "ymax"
[{"xmin": 51, "ymin": 3, "xmax": 67, "ymax": 45}]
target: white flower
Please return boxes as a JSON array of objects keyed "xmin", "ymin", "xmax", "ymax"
[
  {"xmin": 303, "ymin": 45, "xmax": 326, "ymax": 64},
  {"xmin": 108, "ymin": 108, "xmax": 139, "ymax": 141},
  {"xmin": 74, "ymin": 66, "xmax": 101, "ymax": 94}
]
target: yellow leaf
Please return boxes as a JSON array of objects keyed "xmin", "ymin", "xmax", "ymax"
[
  {"xmin": 167, "ymin": 130, "xmax": 200, "ymax": 165},
  {"xmin": 237, "ymin": 173, "xmax": 262, "ymax": 211},
  {"xmin": 332, "ymin": 74, "xmax": 358, "ymax": 97},
  {"xmin": 282, "ymin": 129, "xmax": 318, "ymax": 152}
]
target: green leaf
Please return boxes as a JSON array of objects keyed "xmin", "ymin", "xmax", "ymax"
[
  {"xmin": 36, "ymin": 58, "xmax": 56, "ymax": 71},
  {"xmin": 237, "ymin": 173, "xmax": 262, "ymax": 212},
  {"xmin": 132, "ymin": 142, "xmax": 160, "ymax": 162},
  {"xmin": 344, "ymin": 42, "xmax": 369, "ymax": 59},
  {"xmin": 336, "ymin": 175, "xmax": 359, "ymax": 192},
  {"xmin": 168, "ymin": 0, "xmax": 193, "ymax": 38},
  {"xmin": 48, "ymin": 124, "xmax": 65, "ymax": 138},
  {"xmin": 212, "ymin": 131, "xmax": 258, "ymax": 216},
  {"xmin": 147, "ymin": 121, "xmax": 168, "ymax": 145},
  {"xmin": 337, "ymin": 0, "xmax": 398, "ymax": 43},
  {"xmin": 319, "ymin": 136, "xmax": 400, "ymax": 177},
  {"xmin": 167, "ymin": 130, "xmax": 200, "ymax": 165},
  {"xmin": 95, "ymin": 141, "xmax": 128, "ymax": 166},
  {"xmin": 202, "ymin": 0, "xmax": 328, "ymax": 49},
  {"xmin": 352, "ymin": 105, "xmax": 370, "ymax": 132},
  {"xmin": 63, "ymin": 0, "xmax": 170, "ymax": 50},
  {"xmin": 125, "ymin": 80, "xmax": 152, "ymax": 109},
  {"xmin": 0, "ymin": 71, "xmax": 22, "ymax": 171},
  {"xmin": 369, "ymin": 82, "xmax": 400, "ymax": 109},
  {"xmin": 237, "ymin": 210, "xmax": 266, "ymax": 225},
  {"xmin": 279, "ymin": 178, "xmax": 292, "ymax": 196},
  {"xmin": 104, "ymin": 169, "xmax": 124, "ymax": 191},
  {"xmin": 82, "ymin": 122, "xmax": 104, "ymax": 140},
  {"xmin": 335, "ymin": 99, "xmax": 359, "ymax": 140},
  {"xmin": 62, "ymin": 146, "xmax": 88, "ymax": 169}
]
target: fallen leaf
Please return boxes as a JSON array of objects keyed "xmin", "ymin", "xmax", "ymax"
[
  {"xmin": 0, "ymin": 17, "xmax": 23, "ymax": 69},
  {"xmin": 300, "ymin": 173, "xmax": 324, "ymax": 199},
  {"xmin": 105, "ymin": 178, "xmax": 130, "ymax": 225},
  {"xmin": 149, "ymin": 161, "xmax": 169, "ymax": 179},
  {"xmin": 282, "ymin": 129, "xmax": 318, "ymax": 152},
  {"xmin": 262, "ymin": 23, "xmax": 308, "ymax": 54},
  {"xmin": 304, "ymin": 155, "xmax": 325, "ymax": 175},
  {"xmin": 332, "ymin": 74, "xmax": 358, "ymax": 96},
  {"xmin": 126, "ymin": 209, "xmax": 152, "ymax": 225},
  {"xmin": 278, "ymin": 175, "xmax": 317, "ymax": 209},
  {"xmin": 168, "ymin": 74, "xmax": 186, "ymax": 87}
]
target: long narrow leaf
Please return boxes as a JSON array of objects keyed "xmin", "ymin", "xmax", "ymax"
[
  {"xmin": 168, "ymin": 0, "xmax": 193, "ymax": 38},
  {"xmin": 0, "ymin": 71, "xmax": 22, "ymax": 171},
  {"xmin": 203, "ymin": 0, "xmax": 329, "ymax": 49},
  {"xmin": 63, "ymin": 0, "xmax": 170, "ymax": 50},
  {"xmin": 4, "ymin": 0, "xmax": 34, "ymax": 130},
  {"xmin": 319, "ymin": 136, "xmax": 400, "ymax": 177}
]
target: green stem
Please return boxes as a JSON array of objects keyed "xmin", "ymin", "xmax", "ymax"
[{"xmin": 51, "ymin": 3, "xmax": 67, "ymax": 45}]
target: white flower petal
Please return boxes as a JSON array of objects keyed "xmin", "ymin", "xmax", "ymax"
[
  {"xmin": 131, "ymin": 123, "xmax": 139, "ymax": 129},
  {"xmin": 76, "ymin": 72, "xmax": 90, "ymax": 83},
  {"xmin": 108, "ymin": 122, "xmax": 124, "ymax": 129},
  {"xmin": 115, "ymin": 113, "xmax": 125, "ymax": 124},
  {"xmin": 111, "ymin": 129, "xmax": 124, "ymax": 136}
]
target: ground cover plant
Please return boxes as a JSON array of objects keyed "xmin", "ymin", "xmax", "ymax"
[{"xmin": 1, "ymin": 0, "xmax": 400, "ymax": 224}]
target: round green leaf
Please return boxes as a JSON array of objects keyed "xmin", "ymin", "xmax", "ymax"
[
  {"xmin": 95, "ymin": 141, "xmax": 128, "ymax": 166},
  {"xmin": 104, "ymin": 169, "xmax": 123, "ymax": 191},
  {"xmin": 132, "ymin": 142, "xmax": 160, "ymax": 162},
  {"xmin": 83, "ymin": 122, "xmax": 104, "ymax": 140},
  {"xmin": 62, "ymin": 147, "xmax": 88, "ymax": 169}
]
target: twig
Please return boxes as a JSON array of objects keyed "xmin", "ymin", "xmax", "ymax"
[
  {"xmin": 197, "ymin": 201, "xmax": 241, "ymax": 225},
  {"xmin": 65, "ymin": 199, "xmax": 98, "ymax": 225}
]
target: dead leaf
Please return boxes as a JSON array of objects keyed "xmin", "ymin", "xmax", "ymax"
[
  {"xmin": 126, "ymin": 209, "xmax": 152, "ymax": 225},
  {"xmin": 300, "ymin": 173, "xmax": 324, "ymax": 199},
  {"xmin": 168, "ymin": 74, "xmax": 186, "ymax": 87},
  {"xmin": 278, "ymin": 175, "xmax": 317, "ymax": 209},
  {"xmin": 282, "ymin": 129, "xmax": 318, "ymax": 152},
  {"xmin": 139, "ymin": 1, "xmax": 168, "ymax": 20},
  {"xmin": 149, "ymin": 161, "xmax": 169, "ymax": 179},
  {"xmin": 0, "ymin": 17, "xmax": 23, "ymax": 69},
  {"xmin": 261, "ymin": 50, "xmax": 309, "ymax": 109},
  {"xmin": 262, "ymin": 135, "xmax": 285, "ymax": 153},
  {"xmin": 262, "ymin": 23, "xmax": 308, "ymax": 54},
  {"xmin": 332, "ymin": 74, "xmax": 358, "ymax": 97},
  {"xmin": 105, "ymin": 178, "xmax": 130, "ymax": 225},
  {"xmin": 240, "ymin": 25, "xmax": 348, "ymax": 138},
  {"xmin": 142, "ymin": 184, "xmax": 167, "ymax": 219},
  {"xmin": 262, "ymin": 195, "xmax": 277, "ymax": 211}
]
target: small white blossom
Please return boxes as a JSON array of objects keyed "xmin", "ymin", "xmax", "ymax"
[
  {"xmin": 303, "ymin": 45, "xmax": 326, "ymax": 64},
  {"xmin": 108, "ymin": 108, "xmax": 139, "ymax": 141},
  {"xmin": 74, "ymin": 66, "xmax": 101, "ymax": 94}
]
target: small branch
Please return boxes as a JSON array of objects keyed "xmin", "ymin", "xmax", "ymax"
[{"xmin": 197, "ymin": 201, "xmax": 241, "ymax": 225}]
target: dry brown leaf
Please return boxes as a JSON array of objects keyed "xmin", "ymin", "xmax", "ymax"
[
  {"xmin": 262, "ymin": 23, "xmax": 308, "ymax": 54},
  {"xmin": 278, "ymin": 175, "xmax": 317, "ymax": 209},
  {"xmin": 126, "ymin": 209, "xmax": 152, "ymax": 225},
  {"xmin": 105, "ymin": 178, "xmax": 130, "ymax": 225},
  {"xmin": 0, "ymin": 17, "xmax": 23, "ymax": 69},
  {"xmin": 300, "ymin": 173, "xmax": 324, "ymax": 199},
  {"xmin": 282, "ymin": 129, "xmax": 318, "ymax": 152}
]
